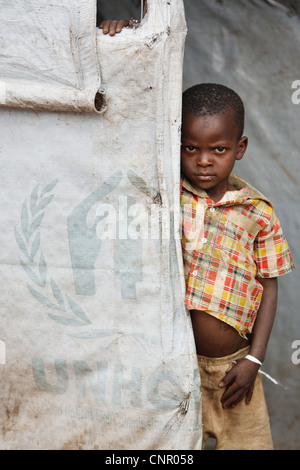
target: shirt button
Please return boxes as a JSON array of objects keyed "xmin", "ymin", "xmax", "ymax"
[
  {"xmin": 209, "ymin": 207, "xmax": 215, "ymax": 212},
  {"xmin": 201, "ymin": 237, "xmax": 207, "ymax": 244},
  {"xmin": 192, "ymin": 270, "xmax": 198, "ymax": 276}
]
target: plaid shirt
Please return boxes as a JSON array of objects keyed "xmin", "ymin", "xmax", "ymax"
[{"xmin": 181, "ymin": 174, "xmax": 295, "ymax": 336}]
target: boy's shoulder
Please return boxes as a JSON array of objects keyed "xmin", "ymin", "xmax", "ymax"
[
  {"xmin": 228, "ymin": 174, "xmax": 277, "ymax": 231},
  {"xmin": 229, "ymin": 174, "xmax": 272, "ymax": 206}
]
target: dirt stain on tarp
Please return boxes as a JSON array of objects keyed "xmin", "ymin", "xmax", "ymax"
[
  {"xmin": 2, "ymin": 398, "xmax": 21, "ymax": 438},
  {"xmin": 60, "ymin": 433, "xmax": 100, "ymax": 450}
]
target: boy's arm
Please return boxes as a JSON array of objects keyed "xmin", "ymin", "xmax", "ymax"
[
  {"xmin": 248, "ymin": 277, "xmax": 278, "ymax": 362},
  {"xmin": 219, "ymin": 277, "xmax": 278, "ymax": 408}
]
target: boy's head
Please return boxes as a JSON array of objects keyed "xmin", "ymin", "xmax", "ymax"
[
  {"xmin": 182, "ymin": 83, "xmax": 245, "ymax": 139},
  {"xmin": 181, "ymin": 83, "xmax": 248, "ymax": 202}
]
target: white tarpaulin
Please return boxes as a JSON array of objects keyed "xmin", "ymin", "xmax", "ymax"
[
  {"xmin": 0, "ymin": 0, "xmax": 105, "ymax": 113},
  {"xmin": 0, "ymin": 0, "xmax": 202, "ymax": 450}
]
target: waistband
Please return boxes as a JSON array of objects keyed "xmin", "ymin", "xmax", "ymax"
[{"xmin": 197, "ymin": 346, "xmax": 250, "ymax": 366}]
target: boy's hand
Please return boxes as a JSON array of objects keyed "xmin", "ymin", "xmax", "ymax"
[
  {"xmin": 218, "ymin": 359, "xmax": 260, "ymax": 408},
  {"xmin": 99, "ymin": 20, "xmax": 130, "ymax": 36}
]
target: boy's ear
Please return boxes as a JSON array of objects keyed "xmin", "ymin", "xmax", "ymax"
[{"xmin": 236, "ymin": 136, "xmax": 248, "ymax": 161}]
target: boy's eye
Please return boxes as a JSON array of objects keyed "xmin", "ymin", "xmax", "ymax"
[
  {"xmin": 215, "ymin": 147, "xmax": 226, "ymax": 154},
  {"xmin": 183, "ymin": 145, "xmax": 197, "ymax": 152}
]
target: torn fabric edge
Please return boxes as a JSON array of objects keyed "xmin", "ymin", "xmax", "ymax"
[
  {"xmin": 0, "ymin": 80, "xmax": 106, "ymax": 114},
  {"xmin": 0, "ymin": 0, "xmax": 105, "ymax": 114}
]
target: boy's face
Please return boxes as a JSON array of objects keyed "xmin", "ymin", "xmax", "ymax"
[{"xmin": 181, "ymin": 110, "xmax": 248, "ymax": 202}]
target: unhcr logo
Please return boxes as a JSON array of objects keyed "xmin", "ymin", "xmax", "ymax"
[
  {"xmin": 15, "ymin": 171, "xmax": 202, "ymax": 312},
  {"xmin": 14, "ymin": 172, "xmax": 198, "ymax": 336}
]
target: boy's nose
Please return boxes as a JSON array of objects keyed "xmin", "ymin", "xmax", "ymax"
[{"xmin": 196, "ymin": 152, "xmax": 211, "ymax": 166}]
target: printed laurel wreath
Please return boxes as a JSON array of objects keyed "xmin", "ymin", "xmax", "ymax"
[
  {"xmin": 14, "ymin": 180, "xmax": 92, "ymax": 328},
  {"xmin": 14, "ymin": 179, "xmax": 148, "ymax": 347}
]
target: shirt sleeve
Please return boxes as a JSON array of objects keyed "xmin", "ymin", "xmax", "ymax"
[{"xmin": 254, "ymin": 209, "xmax": 295, "ymax": 278}]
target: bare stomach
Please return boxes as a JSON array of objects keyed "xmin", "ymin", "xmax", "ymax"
[{"xmin": 190, "ymin": 310, "xmax": 249, "ymax": 357}]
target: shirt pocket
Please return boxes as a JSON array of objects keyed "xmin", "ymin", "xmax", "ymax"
[{"xmin": 220, "ymin": 212, "xmax": 262, "ymax": 265}]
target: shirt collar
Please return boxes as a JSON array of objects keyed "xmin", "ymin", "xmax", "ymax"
[{"xmin": 181, "ymin": 173, "xmax": 271, "ymax": 206}]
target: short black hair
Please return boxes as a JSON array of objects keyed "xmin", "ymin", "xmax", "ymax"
[{"xmin": 182, "ymin": 83, "xmax": 245, "ymax": 139}]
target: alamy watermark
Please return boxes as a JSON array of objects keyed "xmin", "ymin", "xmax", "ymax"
[
  {"xmin": 291, "ymin": 80, "xmax": 300, "ymax": 104},
  {"xmin": 95, "ymin": 198, "xmax": 204, "ymax": 250},
  {"xmin": 291, "ymin": 340, "xmax": 300, "ymax": 365}
]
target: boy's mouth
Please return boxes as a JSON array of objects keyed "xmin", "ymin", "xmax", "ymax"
[{"xmin": 195, "ymin": 174, "xmax": 214, "ymax": 181}]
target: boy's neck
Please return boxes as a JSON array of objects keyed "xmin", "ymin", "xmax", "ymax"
[
  {"xmin": 182, "ymin": 174, "xmax": 251, "ymax": 204},
  {"xmin": 207, "ymin": 182, "xmax": 238, "ymax": 203}
]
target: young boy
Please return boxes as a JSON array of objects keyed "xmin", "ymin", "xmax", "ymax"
[{"xmin": 181, "ymin": 83, "xmax": 294, "ymax": 450}]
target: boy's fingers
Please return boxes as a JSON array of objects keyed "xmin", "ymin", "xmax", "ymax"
[
  {"xmin": 223, "ymin": 392, "xmax": 245, "ymax": 408},
  {"xmin": 99, "ymin": 20, "xmax": 110, "ymax": 33},
  {"xmin": 99, "ymin": 20, "xmax": 130, "ymax": 36},
  {"xmin": 220, "ymin": 382, "xmax": 238, "ymax": 402},
  {"xmin": 221, "ymin": 385, "xmax": 247, "ymax": 408},
  {"xmin": 98, "ymin": 20, "xmax": 117, "ymax": 35},
  {"xmin": 108, "ymin": 20, "xmax": 119, "ymax": 36},
  {"xmin": 116, "ymin": 20, "xmax": 130, "ymax": 32},
  {"xmin": 245, "ymin": 384, "xmax": 254, "ymax": 404},
  {"xmin": 218, "ymin": 370, "xmax": 235, "ymax": 388}
]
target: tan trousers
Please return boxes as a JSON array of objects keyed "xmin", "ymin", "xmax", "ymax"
[{"xmin": 197, "ymin": 346, "xmax": 274, "ymax": 450}]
